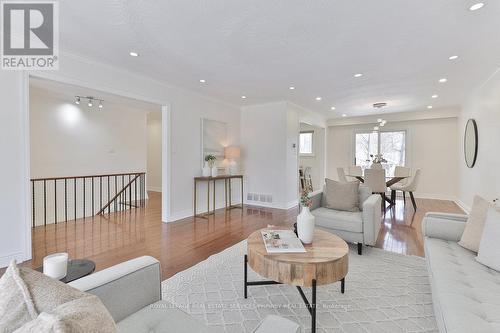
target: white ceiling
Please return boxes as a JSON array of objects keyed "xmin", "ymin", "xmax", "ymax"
[
  {"xmin": 58, "ymin": 0, "xmax": 500, "ymax": 118},
  {"xmin": 30, "ymin": 77, "xmax": 161, "ymax": 113}
]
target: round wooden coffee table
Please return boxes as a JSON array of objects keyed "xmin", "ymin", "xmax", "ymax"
[{"xmin": 244, "ymin": 228, "xmax": 349, "ymax": 332}]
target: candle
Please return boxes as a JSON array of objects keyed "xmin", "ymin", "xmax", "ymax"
[{"xmin": 43, "ymin": 253, "xmax": 68, "ymax": 280}]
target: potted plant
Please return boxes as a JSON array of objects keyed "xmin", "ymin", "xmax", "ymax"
[
  {"xmin": 205, "ymin": 154, "xmax": 217, "ymax": 177},
  {"xmin": 296, "ymin": 188, "xmax": 315, "ymax": 244}
]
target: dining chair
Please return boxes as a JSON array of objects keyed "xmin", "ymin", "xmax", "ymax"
[
  {"xmin": 347, "ymin": 165, "xmax": 363, "ymax": 177},
  {"xmin": 390, "ymin": 169, "xmax": 421, "ymax": 210},
  {"xmin": 392, "ymin": 166, "xmax": 411, "ymax": 186},
  {"xmin": 364, "ymin": 168, "xmax": 387, "ymax": 211},
  {"xmin": 337, "ymin": 167, "xmax": 348, "ymax": 182}
]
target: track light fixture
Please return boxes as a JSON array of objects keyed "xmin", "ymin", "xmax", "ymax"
[{"xmin": 75, "ymin": 96, "xmax": 104, "ymax": 109}]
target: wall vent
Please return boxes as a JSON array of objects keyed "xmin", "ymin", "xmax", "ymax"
[{"xmin": 246, "ymin": 193, "xmax": 273, "ymax": 203}]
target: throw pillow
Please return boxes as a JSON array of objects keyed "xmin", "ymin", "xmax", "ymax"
[
  {"xmin": 324, "ymin": 179, "xmax": 360, "ymax": 212},
  {"xmin": 0, "ymin": 262, "xmax": 116, "ymax": 333},
  {"xmin": 458, "ymin": 195, "xmax": 491, "ymax": 252},
  {"xmin": 15, "ymin": 295, "xmax": 116, "ymax": 333},
  {"xmin": 476, "ymin": 208, "xmax": 500, "ymax": 271},
  {"xmin": 0, "ymin": 261, "xmax": 38, "ymax": 332}
]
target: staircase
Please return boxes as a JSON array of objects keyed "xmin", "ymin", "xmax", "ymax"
[{"xmin": 30, "ymin": 172, "xmax": 146, "ymax": 227}]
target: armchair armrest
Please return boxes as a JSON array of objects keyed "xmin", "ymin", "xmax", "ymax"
[
  {"xmin": 69, "ymin": 256, "xmax": 161, "ymax": 323},
  {"xmin": 361, "ymin": 194, "xmax": 382, "ymax": 246},
  {"xmin": 309, "ymin": 191, "xmax": 323, "ymax": 211},
  {"xmin": 422, "ymin": 212, "xmax": 468, "ymax": 241}
]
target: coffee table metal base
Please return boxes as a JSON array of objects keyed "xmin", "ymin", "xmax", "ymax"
[{"xmin": 244, "ymin": 255, "xmax": 345, "ymax": 332}]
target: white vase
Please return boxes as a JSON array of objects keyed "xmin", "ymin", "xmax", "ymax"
[
  {"xmin": 211, "ymin": 166, "xmax": 218, "ymax": 177},
  {"xmin": 202, "ymin": 162, "xmax": 211, "ymax": 177},
  {"xmin": 297, "ymin": 206, "xmax": 315, "ymax": 244}
]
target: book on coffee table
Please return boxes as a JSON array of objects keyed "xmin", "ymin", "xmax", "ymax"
[{"xmin": 261, "ymin": 230, "xmax": 306, "ymax": 253}]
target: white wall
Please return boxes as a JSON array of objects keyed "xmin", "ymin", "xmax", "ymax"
[
  {"xmin": 299, "ymin": 123, "xmax": 325, "ymax": 191},
  {"xmin": 147, "ymin": 112, "xmax": 162, "ymax": 192},
  {"xmin": 29, "ymin": 87, "xmax": 151, "ymax": 225},
  {"xmin": 30, "ymin": 88, "xmax": 148, "ymax": 178},
  {"xmin": 0, "ymin": 72, "xmax": 31, "ymax": 267},
  {"xmin": 458, "ymin": 68, "xmax": 500, "ymax": 210},
  {"xmin": 32, "ymin": 52, "xmax": 241, "ymax": 223},
  {"xmin": 241, "ymin": 102, "xmax": 299, "ymax": 209},
  {"xmin": 326, "ymin": 116, "xmax": 460, "ymax": 200}
]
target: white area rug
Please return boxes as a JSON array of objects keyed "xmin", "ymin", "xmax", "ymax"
[{"xmin": 162, "ymin": 241, "xmax": 438, "ymax": 333}]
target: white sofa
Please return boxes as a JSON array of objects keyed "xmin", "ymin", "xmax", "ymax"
[
  {"xmin": 69, "ymin": 256, "xmax": 299, "ymax": 333},
  {"xmin": 310, "ymin": 185, "xmax": 382, "ymax": 255},
  {"xmin": 422, "ymin": 212, "xmax": 500, "ymax": 333}
]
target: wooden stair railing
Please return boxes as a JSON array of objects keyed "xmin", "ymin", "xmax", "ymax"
[{"xmin": 30, "ymin": 172, "xmax": 146, "ymax": 227}]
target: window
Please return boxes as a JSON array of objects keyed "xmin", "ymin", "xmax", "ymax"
[
  {"xmin": 354, "ymin": 130, "xmax": 406, "ymax": 176},
  {"xmin": 299, "ymin": 131, "xmax": 314, "ymax": 155}
]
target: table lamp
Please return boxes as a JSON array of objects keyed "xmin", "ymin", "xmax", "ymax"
[{"xmin": 225, "ymin": 146, "xmax": 240, "ymax": 175}]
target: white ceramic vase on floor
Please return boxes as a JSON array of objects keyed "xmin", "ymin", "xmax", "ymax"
[
  {"xmin": 297, "ymin": 206, "xmax": 315, "ymax": 244},
  {"xmin": 202, "ymin": 162, "xmax": 211, "ymax": 177},
  {"xmin": 211, "ymin": 166, "xmax": 218, "ymax": 177}
]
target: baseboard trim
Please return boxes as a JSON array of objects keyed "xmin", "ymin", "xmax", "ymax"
[
  {"xmin": 147, "ymin": 186, "xmax": 162, "ymax": 192},
  {"xmin": 0, "ymin": 252, "xmax": 27, "ymax": 268}
]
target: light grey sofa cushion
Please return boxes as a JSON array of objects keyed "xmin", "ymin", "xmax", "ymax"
[
  {"xmin": 358, "ymin": 185, "xmax": 371, "ymax": 211},
  {"xmin": 425, "ymin": 237, "xmax": 500, "ymax": 333},
  {"xmin": 311, "ymin": 207, "xmax": 363, "ymax": 233},
  {"xmin": 323, "ymin": 179, "xmax": 360, "ymax": 212},
  {"xmin": 117, "ymin": 300, "xmax": 218, "ymax": 333}
]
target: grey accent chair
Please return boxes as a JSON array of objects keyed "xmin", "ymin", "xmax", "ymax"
[
  {"xmin": 69, "ymin": 256, "xmax": 299, "ymax": 333},
  {"xmin": 422, "ymin": 212, "xmax": 500, "ymax": 332},
  {"xmin": 310, "ymin": 185, "xmax": 382, "ymax": 255}
]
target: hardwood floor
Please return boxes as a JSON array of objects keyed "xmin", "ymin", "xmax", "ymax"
[{"xmin": 25, "ymin": 192, "xmax": 464, "ymax": 280}]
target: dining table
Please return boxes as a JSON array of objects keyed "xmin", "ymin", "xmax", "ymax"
[{"xmin": 346, "ymin": 174, "xmax": 409, "ymax": 207}]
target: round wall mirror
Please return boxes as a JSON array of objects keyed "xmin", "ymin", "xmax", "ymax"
[{"xmin": 464, "ymin": 119, "xmax": 478, "ymax": 168}]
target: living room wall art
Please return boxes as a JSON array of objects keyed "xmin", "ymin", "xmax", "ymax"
[{"xmin": 201, "ymin": 118, "xmax": 227, "ymax": 168}]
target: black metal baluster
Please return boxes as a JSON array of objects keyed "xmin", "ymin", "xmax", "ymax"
[
  {"xmin": 54, "ymin": 180, "xmax": 57, "ymax": 224},
  {"xmin": 129, "ymin": 175, "xmax": 132, "ymax": 208},
  {"xmin": 134, "ymin": 175, "xmax": 137, "ymax": 206},
  {"xmin": 83, "ymin": 177, "xmax": 86, "ymax": 219},
  {"xmin": 64, "ymin": 179, "xmax": 67, "ymax": 222},
  {"xmin": 32, "ymin": 181, "xmax": 35, "ymax": 227},
  {"xmin": 43, "ymin": 180, "xmax": 47, "ymax": 226},
  {"xmin": 74, "ymin": 178, "xmax": 77, "ymax": 221},
  {"xmin": 99, "ymin": 176, "xmax": 102, "ymax": 212},
  {"xmin": 91, "ymin": 177, "xmax": 94, "ymax": 216},
  {"xmin": 107, "ymin": 176, "xmax": 110, "ymax": 214},
  {"xmin": 115, "ymin": 175, "xmax": 118, "ymax": 212},
  {"xmin": 122, "ymin": 175, "xmax": 125, "ymax": 210}
]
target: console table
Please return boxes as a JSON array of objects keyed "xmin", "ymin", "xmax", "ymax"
[{"xmin": 193, "ymin": 175, "xmax": 244, "ymax": 218}]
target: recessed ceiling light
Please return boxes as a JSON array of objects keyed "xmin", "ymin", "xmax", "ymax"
[
  {"xmin": 289, "ymin": 86, "xmax": 295, "ymax": 90},
  {"xmin": 331, "ymin": 106, "xmax": 336, "ymax": 110},
  {"xmin": 448, "ymin": 55, "xmax": 459, "ymax": 60},
  {"xmin": 469, "ymin": 2, "xmax": 484, "ymax": 11},
  {"xmin": 342, "ymin": 114, "xmax": 347, "ymax": 117},
  {"xmin": 199, "ymin": 79, "xmax": 206, "ymax": 83},
  {"xmin": 354, "ymin": 73, "xmax": 363, "ymax": 78},
  {"xmin": 241, "ymin": 95, "xmax": 246, "ymax": 99},
  {"xmin": 129, "ymin": 51, "xmax": 139, "ymax": 57},
  {"xmin": 427, "ymin": 105, "xmax": 433, "ymax": 109},
  {"xmin": 439, "ymin": 78, "xmax": 447, "ymax": 83},
  {"xmin": 432, "ymin": 94, "xmax": 439, "ymax": 99},
  {"xmin": 315, "ymin": 96, "xmax": 322, "ymax": 101}
]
